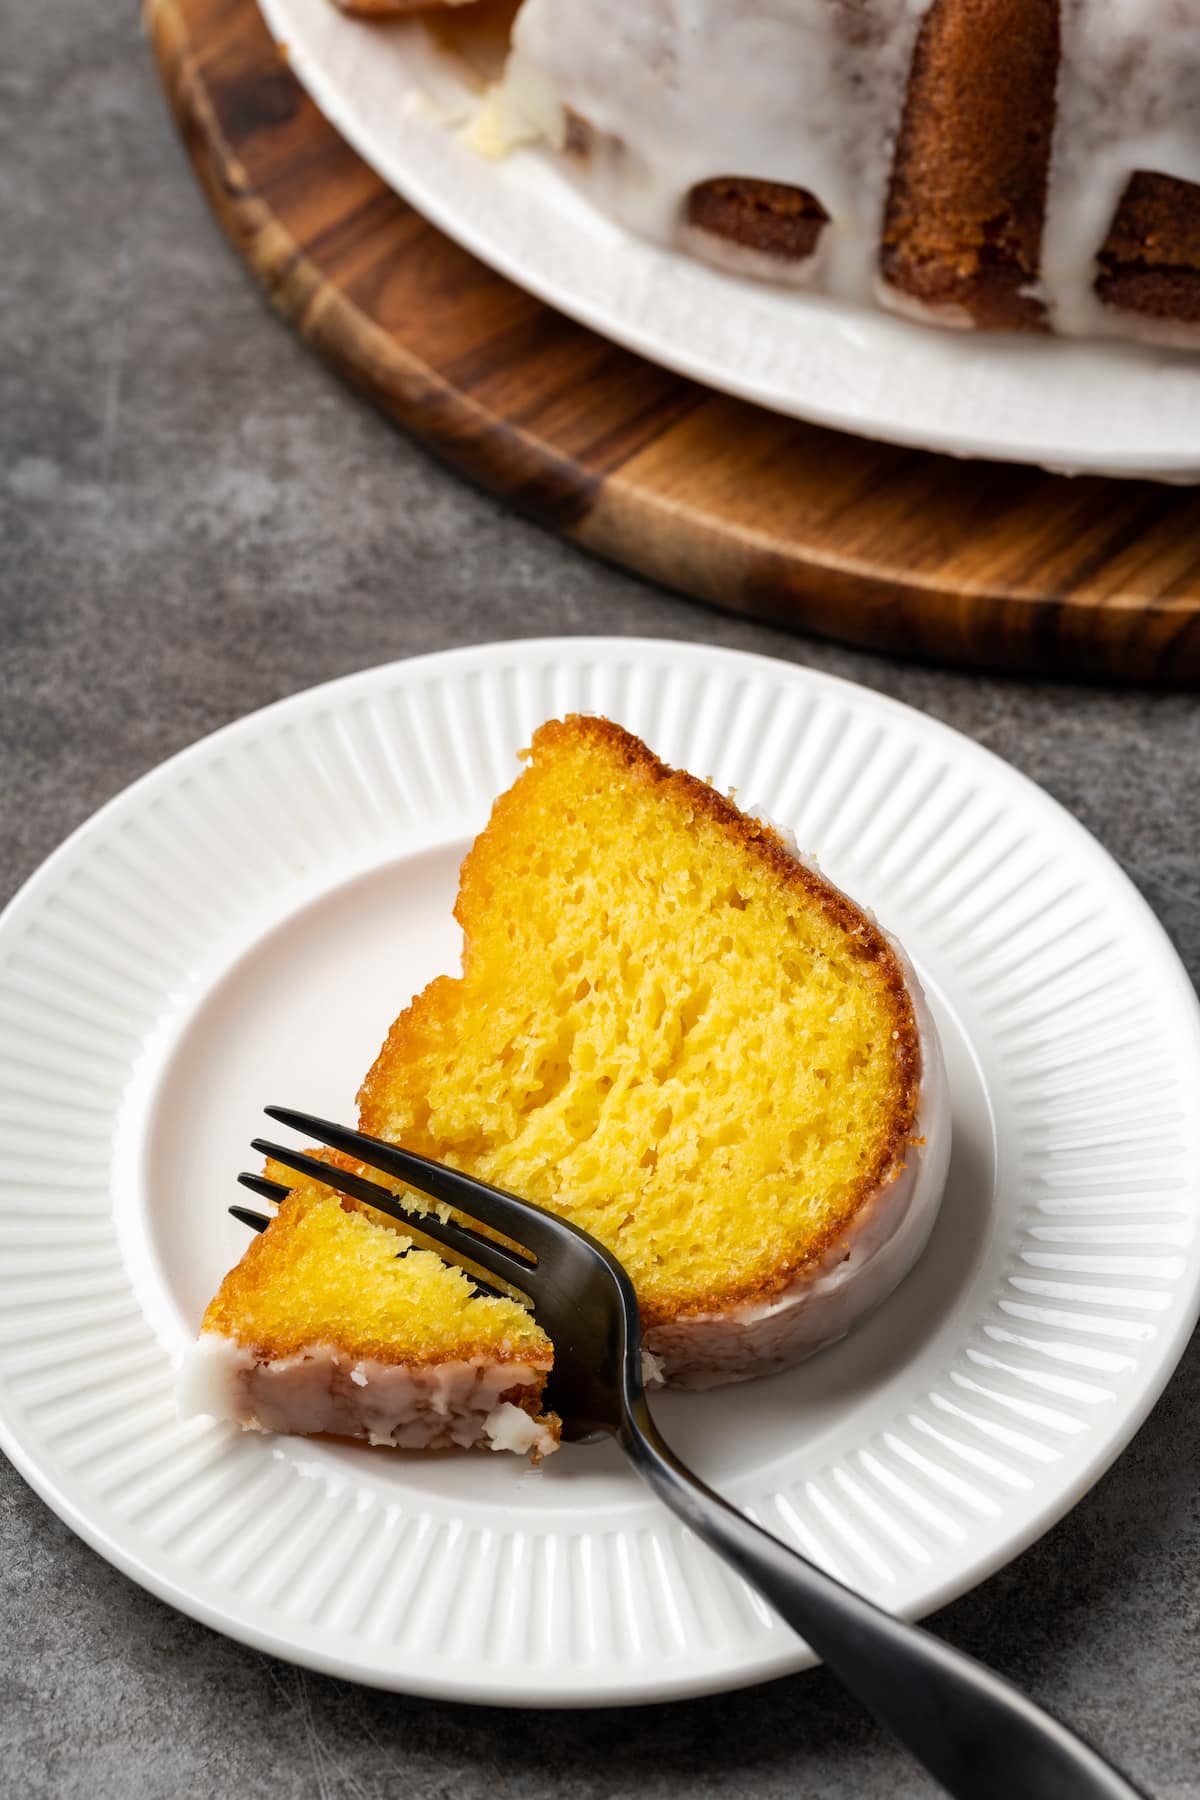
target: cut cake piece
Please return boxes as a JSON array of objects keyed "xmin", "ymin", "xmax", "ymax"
[
  {"xmin": 181, "ymin": 1155, "xmax": 557, "ymax": 1457},
  {"xmin": 359, "ymin": 715, "xmax": 950, "ymax": 1387},
  {"xmin": 183, "ymin": 715, "xmax": 949, "ymax": 1450}
]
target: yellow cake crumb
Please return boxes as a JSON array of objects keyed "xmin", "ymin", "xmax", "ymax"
[{"xmin": 359, "ymin": 715, "xmax": 920, "ymax": 1326}]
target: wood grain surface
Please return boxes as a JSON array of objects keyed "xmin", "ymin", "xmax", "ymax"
[{"xmin": 146, "ymin": 0, "xmax": 1200, "ymax": 681}]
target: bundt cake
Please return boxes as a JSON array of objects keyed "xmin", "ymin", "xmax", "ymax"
[
  {"xmin": 180, "ymin": 1155, "xmax": 559, "ymax": 1456},
  {"xmin": 343, "ymin": 0, "xmax": 1200, "ymax": 344},
  {"xmin": 183, "ymin": 716, "xmax": 948, "ymax": 1451}
]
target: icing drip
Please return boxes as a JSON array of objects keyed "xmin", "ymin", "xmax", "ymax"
[
  {"xmin": 499, "ymin": 0, "xmax": 938, "ymax": 300},
  {"xmin": 1043, "ymin": 0, "xmax": 1200, "ymax": 339}
]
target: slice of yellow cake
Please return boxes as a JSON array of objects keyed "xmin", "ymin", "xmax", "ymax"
[
  {"xmin": 181, "ymin": 1156, "xmax": 557, "ymax": 1457},
  {"xmin": 359, "ymin": 715, "xmax": 949, "ymax": 1386},
  {"xmin": 183, "ymin": 714, "xmax": 948, "ymax": 1451}
]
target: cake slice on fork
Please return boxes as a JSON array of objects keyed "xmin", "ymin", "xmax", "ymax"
[{"xmin": 180, "ymin": 1155, "xmax": 558, "ymax": 1457}]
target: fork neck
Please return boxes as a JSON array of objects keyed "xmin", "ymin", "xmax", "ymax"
[{"xmin": 616, "ymin": 1392, "xmax": 728, "ymax": 1532}]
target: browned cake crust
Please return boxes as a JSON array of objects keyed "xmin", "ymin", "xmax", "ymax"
[
  {"xmin": 881, "ymin": 0, "xmax": 1059, "ymax": 329},
  {"xmin": 1096, "ymin": 171, "xmax": 1200, "ymax": 327},
  {"xmin": 686, "ymin": 178, "xmax": 829, "ymax": 264}
]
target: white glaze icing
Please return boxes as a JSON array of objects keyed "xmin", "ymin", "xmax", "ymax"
[
  {"xmin": 482, "ymin": 0, "xmax": 1200, "ymax": 342},
  {"xmin": 499, "ymin": 0, "xmax": 934, "ymax": 303},
  {"xmin": 1042, "ymin": 0, "xmax": 1200, "ymax": 339},
  {"xmin": 178, "ymin": 1336, "xmax": 559, "ymax": 1457}
]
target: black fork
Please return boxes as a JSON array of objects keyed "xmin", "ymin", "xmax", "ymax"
[{"xmin": 234, "ymin": 1106, "xmax": 1146, "ymax": 1800}]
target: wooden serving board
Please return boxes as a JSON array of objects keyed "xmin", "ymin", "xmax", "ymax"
[{"xmin": 147, "ymin": 0, "xmax": 1200, "ymax": 681}]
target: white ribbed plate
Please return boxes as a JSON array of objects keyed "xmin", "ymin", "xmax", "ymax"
[
  {"xmin": 2, "ymin": 638, "xmax": 1199, "ymax": 1707},
  {"xmin": 254, "ymin": 0, "xmax": 1200, "ymax": 481}
]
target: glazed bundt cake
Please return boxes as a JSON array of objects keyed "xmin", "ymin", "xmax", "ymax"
[
  {"xmin": 183, "ymin": 717, "xmax": 948, "ymax": 1452},
  {"xmin": 345, "ymin": 0, "xmax": 1200, "ymax": 344}
]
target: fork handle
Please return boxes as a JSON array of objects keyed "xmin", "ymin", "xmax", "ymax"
[{"xmin": 619, "ymin": 1399, "xmax": 1144, "ymax": 1800}]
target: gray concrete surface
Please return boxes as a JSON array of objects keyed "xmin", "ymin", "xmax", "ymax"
[{"xmin": 3, "ymin": 5, "xmax": 1199, "ymax": 1796}]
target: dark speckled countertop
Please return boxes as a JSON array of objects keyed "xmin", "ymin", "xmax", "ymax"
[{"xmin": 3, "ymin": 7, "xmax": 1199, "ymax": 1796}]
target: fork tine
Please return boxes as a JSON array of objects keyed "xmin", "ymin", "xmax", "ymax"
[
  {"xmin": 250, "ymin": 1137, "xmax": 537, "ymax": 1296},
  {"xmin": 238, "ymin": 1172, "xmax": 290, "ymax": 1205},
  {"xmin": 230, "ymin": 1204, "xmax": 271, "ymax": 1233},
  {"xmin": 263, "ymin": 1106, "xmax": 568, "ymax": 1257}
]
